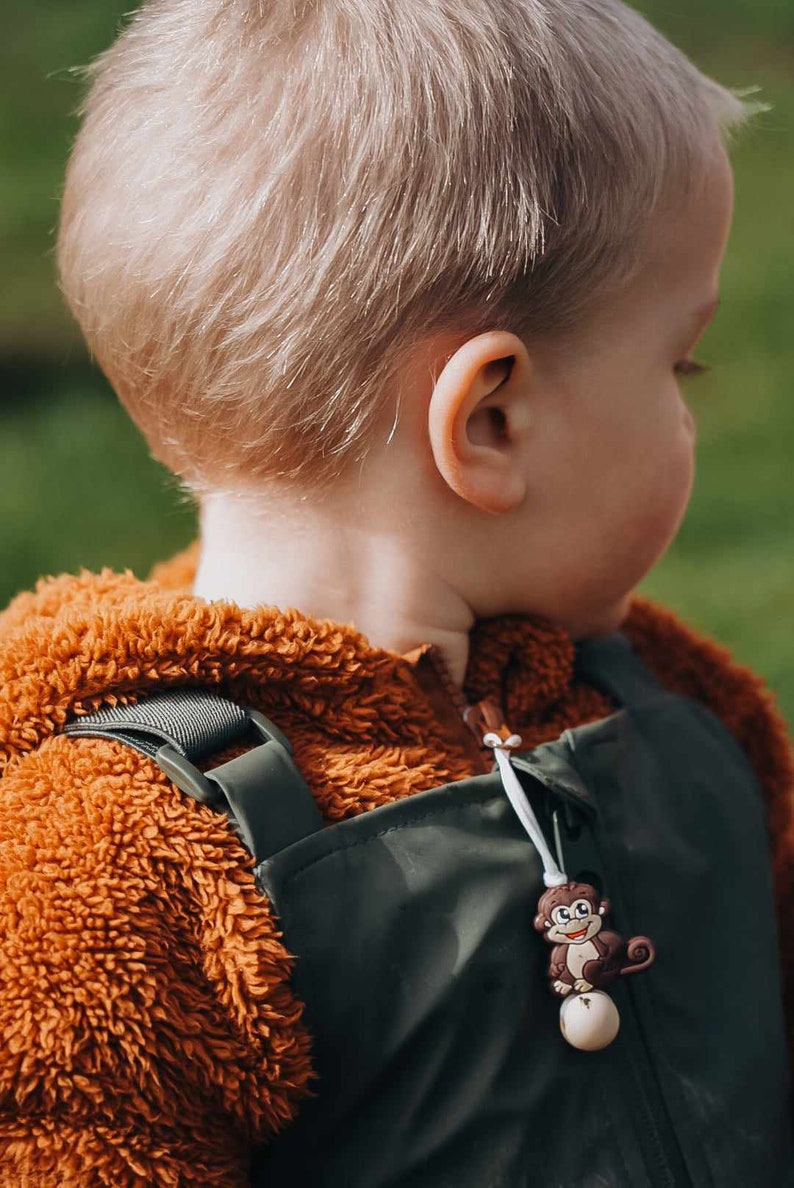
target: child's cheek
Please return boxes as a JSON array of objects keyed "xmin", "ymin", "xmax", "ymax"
[
  {"xmin": 600, "ymin": 422, "xmax": 695, "ymax": 601},
  {"xmin": 638, "ymin": 424, "xmax": 696, "ymax": 568}
]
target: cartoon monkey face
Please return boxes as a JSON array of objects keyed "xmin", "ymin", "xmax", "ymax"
[
  {"xmin": 533, "ymin": 881, "xmax": 610, "ymax": 945},
  {"xmin": 545, "ymin": 897, "xmax": 605, "ymax": 945}
]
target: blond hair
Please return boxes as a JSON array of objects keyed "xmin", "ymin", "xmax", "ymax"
[{"xmin": 57, "ymin": 0, "xmax": 747, "ymax": 495}]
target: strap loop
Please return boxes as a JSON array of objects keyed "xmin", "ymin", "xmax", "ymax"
[
  {"xmin": 482, "ymin": 728, "xmax": 568, "ymax": 888},
  {"xmin": 63, "ymin": 689, "xmax": 323, "ymax": 861}
]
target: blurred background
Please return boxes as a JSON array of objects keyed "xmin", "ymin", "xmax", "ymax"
[{"xmin": 2, "ymin": 1, "xmax": 792, "ymax": 722}]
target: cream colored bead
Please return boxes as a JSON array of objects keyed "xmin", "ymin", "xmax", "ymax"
[{"xmin": 559, "ymin": 990, "xmax": 620, "ymax": 1051}]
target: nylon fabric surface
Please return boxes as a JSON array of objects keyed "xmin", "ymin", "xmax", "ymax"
[{"xmin": 253, "ymin": 638, "xmax": 793, "ymax": 1187}]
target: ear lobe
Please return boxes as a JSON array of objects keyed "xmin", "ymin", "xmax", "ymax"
[{"xmin": 428, "ymin": 331, "xmax": 531, "ymax": 515}]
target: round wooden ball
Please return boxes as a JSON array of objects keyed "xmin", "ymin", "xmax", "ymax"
[{"xmin": 559, "ymin": 990, "xmax": 620, "ymax": 1051}]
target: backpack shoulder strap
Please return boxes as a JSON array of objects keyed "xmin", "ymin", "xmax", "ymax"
[
  {"xmin": 574, "ymin": 631, "xmax": 667, "ymax": 709},
  {"xmin": 63, "ymin": 688, "xmax": 323, "ymax": 862}
]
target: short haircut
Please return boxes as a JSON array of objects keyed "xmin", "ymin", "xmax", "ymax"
[{"xmin": 57, "ymin": 0, "xmax": 748, "ymax": 496}]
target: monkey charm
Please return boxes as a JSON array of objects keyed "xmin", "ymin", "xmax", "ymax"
[
  {"xmin": 469, "ymin": 704, "xmax": 656, "ymax": 1051},
  {"xmin": 533, "ymin": 881, "xmax": 656, "ymax": 1051}
]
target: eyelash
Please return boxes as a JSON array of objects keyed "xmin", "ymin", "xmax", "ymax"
[{"xmin": 674, "ymin": 358, "xmax": 711, "ymax": 378}]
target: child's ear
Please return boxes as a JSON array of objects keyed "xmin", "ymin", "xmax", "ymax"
[{"xmin": 427, "ymin": 331, "xmax": 532, "ymax": 514}]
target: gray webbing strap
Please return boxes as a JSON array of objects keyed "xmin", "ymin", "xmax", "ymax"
[
  {"xmin": 62, "ymin": 689, "xmax": 324, "ymax": 862},
  {"xmin": 63, "ymin": 689, "xmax": 252, "ymax": 761}
]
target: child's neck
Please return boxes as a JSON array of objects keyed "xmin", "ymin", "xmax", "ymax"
[{"xmin": 193, "ymin": 490, "xmax": 475, "ymax": 688}]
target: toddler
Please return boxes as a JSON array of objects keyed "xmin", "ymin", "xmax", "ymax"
[{"xmin": 1, "ymin": 0, "xmax": 792, "ymax": 1184}]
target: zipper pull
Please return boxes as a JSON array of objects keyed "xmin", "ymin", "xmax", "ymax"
[
  {"xmin": 550, "ymin": 802, "xmax": 603, "ymax": 894},
  {"xmin": 463, "ymin": 697, "xmax": 513, "ymax": 746}
]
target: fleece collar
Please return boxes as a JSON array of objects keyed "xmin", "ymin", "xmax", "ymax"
[{"xmin": 0, "ymin": 545, "xmax": 578, "ymax": 771}]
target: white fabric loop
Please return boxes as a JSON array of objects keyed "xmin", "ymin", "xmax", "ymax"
[{"xmin": 483, "ymin": 732, "xmax": 568, "ymax": 888}]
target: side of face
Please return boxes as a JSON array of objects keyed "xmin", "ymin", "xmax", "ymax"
[
  {"xmin": 418, "ymin": 145, "xmax": 734, "ymax": 636},
  {"xmin": 512, "ymin": 147, "xmax": 734, "ymax": 636}
]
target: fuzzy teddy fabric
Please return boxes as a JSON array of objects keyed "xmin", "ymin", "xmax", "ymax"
[{"xmin": 0, "ymin": 543, "xmax": 791, "ymax": 1185}]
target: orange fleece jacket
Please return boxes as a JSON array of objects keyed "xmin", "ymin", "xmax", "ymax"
[{"xmin": 0, "ymin": 543, "xmax": 792, "ymax": 1186}]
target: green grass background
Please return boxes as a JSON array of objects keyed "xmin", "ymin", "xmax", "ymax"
[{"xmin": 2, "ymin": 1, "xmax": 792, "ymax": 723}]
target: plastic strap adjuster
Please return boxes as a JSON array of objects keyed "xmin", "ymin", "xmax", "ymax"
[
  {"xmin": 154, "ymin": 708, "xmax": 286, "ymax": 806},
  {"xmin": 63, "ymin": 697, "xmax": 323, "ymax": 862}
]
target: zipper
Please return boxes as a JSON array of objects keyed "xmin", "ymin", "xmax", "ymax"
[
  {"xmin": 420, "ymin": 643, "xmax": 497, "ymax": 775},
  {"xmin": 551, "ymin": 791, "xmax": 693, "ymax": 1188},
  {"xmin": 423, "ymin": 643, "xmax": 692, "ymax": 1185},
  {"xmin": 420, "ymin": 646, "xmax": 694, "ymax": 1188},
  {"xmin": 423, "ymin": 642, "xmax": 473, "ymax": 722}
]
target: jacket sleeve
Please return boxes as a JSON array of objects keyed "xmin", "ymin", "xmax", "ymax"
[
  {"xmin": 625, "ymin": 598, "xmax": 794, "ymax": 1037},
  {"xmin": 0, "ymin": 734, "xmax": 313, "ymax": 1187}
]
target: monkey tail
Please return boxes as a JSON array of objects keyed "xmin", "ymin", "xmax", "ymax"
[{"xmin": 621, "ymin": 936, "xmax": 656, "ymax": 976}]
